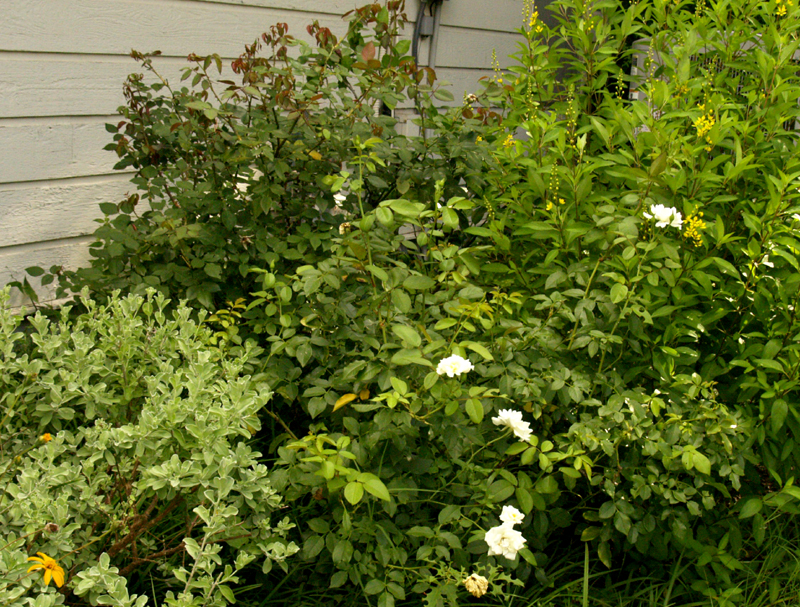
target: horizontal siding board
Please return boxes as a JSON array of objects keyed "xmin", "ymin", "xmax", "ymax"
[
  {"xmin": 439, "ymin": 0, "xmax": 559, "ymax": 31},
  {"xmin": 0, "ymin": 55, "xmax": 225, "ymax": 118},
  {"xmin": 1, "ymin": 0, "xmax": 346, "ymax": 58},
  {"xmin": 439, "ymin": 0, "xmax": 524, "ymax": 32},
  {"xmin": 435, "ymin": 26, "xmax": 524, "ymax": 69},
  {"xmin": 0, "ymin": 119, "xmax": 118, "ymax": 184},
  {"xmin": 190, "ymin": 0, "xmax": 364, "ymax": 15},
  {"xmin": 0, "ymin": 55, "xmax": 154, "ymax": 119},
  {"xmin": 0, "ymin": 237, "xmax": 94, "ymax": 307},
  {"xmin": 0, "ymin": 176, "xmax": 131, "ymax": 247}
]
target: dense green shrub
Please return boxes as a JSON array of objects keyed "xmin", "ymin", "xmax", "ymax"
[
  {"xmin": 0, "ymin": 290, "xmax": 295, "ymax": 607},
  {"xmin": 247, "ymin": 0, "xmax": 800, "ymax": 600},
  {"xmin": 476, "ymin": 0, "xmax": 800, "ymax": 586}
]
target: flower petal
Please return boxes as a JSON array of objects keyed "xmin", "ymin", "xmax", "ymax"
[{"xmin": 52, "ymin": 566, "xmax": 65, "ymax": 588}]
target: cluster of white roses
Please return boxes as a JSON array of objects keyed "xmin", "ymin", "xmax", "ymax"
[
  {"xmin": 485, "ymin": 505, "xmax": 527, "ymax": 560},
  {"xmin": 434, "ymin": 356, "xmax": 531, "ymax": 560},
  {"xmin": 436, "ymin": 356, "xmax": 532, "ymax": 443}
]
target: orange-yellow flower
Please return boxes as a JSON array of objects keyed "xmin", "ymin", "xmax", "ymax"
[
  {"xmin": 40, "ymin": 433, "xmax": 53, "ymax": 443},
  {"xmin": 27, "ymin": 553, "xmax": 65, "ymax": 587}
]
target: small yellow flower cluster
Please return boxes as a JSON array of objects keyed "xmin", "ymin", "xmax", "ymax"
[
  {"xmin": 614, "ymin": 73, "xmax": 626, "ymax": 99},
  {"xmin": 476, "ymin": 135, "xmax": 483, "ymax": 142},
  {"xmin": 777, "ymin": 0, "xmax": 793, "ymax": 16},
  {"xmin": 523, "ymin": 0, "xmax": 545, "ymax": 33},
  {"xmin": 566, "ymin": 85, "xmax": 578, "ymax": 149},
  {"xmin": 485, "ymin": 198, "xmax": 496, "ymax": 221},
  {"xmin": 529, "ymin": 11, "xmax": 544, "ymax": 33},
  {"xmin": 694, "ymin": 105, "xmax": 715, "ymax": 151},
  {"xmin": 40, "ymin": 433, "xmax": 53, "ymax": 443},
  {"xmin": 548, "ymin": 163, "xmax": 560, "ymax": 203},
  {"xmin": 683, "ymin": 211, "xmax": 706, "ymax": 246},
  {"xmin": 545, "ymin": 198, "xmax": 565, "ymax": 212},
  {"xmin": 503, "ymin": 134, "xmax": 515, "ymax": 148},
  {"xmin": 491, "ymin": 50, "xmax": 503, "ymax": 84}
]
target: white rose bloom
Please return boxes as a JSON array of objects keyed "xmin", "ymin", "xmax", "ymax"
[
  {"xmin": 436, "ymin": 354, "xmax": 474, "ymax": 378},
  {"xmin": 643, "ymin": 204, "xmax": 683, "ymax": 228},
  {"xmin": 491, "ymin": 409, "xmax": 533, "ymax": 442},
  {"xmin": 485, "ymin": 523, "xmax": 527, "ymax": 560},
  {"xmin": 499, "ymin": 505, "xmax": 525, "ymax": 526}
]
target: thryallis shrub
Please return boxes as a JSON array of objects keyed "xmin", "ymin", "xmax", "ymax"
[
  {"xmin": 474, "ymin": 0, "xmax": 800, "ymax": 585},
  {"xmin": 0, "ymin": 289, "xmax": 297, "ymax": 607}
]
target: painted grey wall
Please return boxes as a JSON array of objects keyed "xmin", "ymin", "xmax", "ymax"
[{"xmin": 0, "ymin": 0, "xmax": 531, "ymax": 306}]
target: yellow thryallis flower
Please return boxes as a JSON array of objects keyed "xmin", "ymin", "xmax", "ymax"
[
  {"xmin": 528, "ymin": 10, "xmax": 544, "ymax": 33},
  {"xmin": 694, "ymin": 112, "xmax": 714, "ymax": 138},
  {"xmin": 522, "ymin": 0, "xmax": 543, "ymax": 33},
  {"xmin": 558, "ymin": 197, "xmax": 565, "ymax": 205},
  {"xmin": 27, "ymin": 553, "xmax": 65, "ymax": 587},
  {"xmin": 491, "ymin": 49, "xmax": 502, "ymax": 84},
  {"xmin": 546, "ymin": 201, "xmax": 554, "ymax": 211},
  {"xmin": 694, "ymin": 106, "xmax": 715, "ymax": 151},
  {"xmin": 683, "ymin": 211, "xmax": 706, "ymax": 246},
  {"xmin": 503, "ymin": 134, "xmax": 515, "ymax": 147},
  {"xmin": 476, "ymin": 135, "xmax": 483, "ymax": 142},
  {"xmin": 548, "ymin": 163, "xmax": 560, "ymax": 194}
]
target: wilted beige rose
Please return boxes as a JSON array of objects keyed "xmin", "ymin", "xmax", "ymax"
[{"xmin": 464, "ymin": 573, "xmax": 489, "ymax": 598}]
